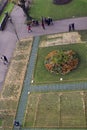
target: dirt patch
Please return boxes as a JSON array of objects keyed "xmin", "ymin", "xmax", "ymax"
[
  {"xmin": 0, "ymin": 37, "xmax": 33, "ymax": 129},
  {"xmin": 39, "ymin": 32, "xmax": 83, "ymax": 48}
]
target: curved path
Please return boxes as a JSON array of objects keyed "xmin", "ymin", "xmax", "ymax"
[{"xmin": 0, "ymin": 5, "xmax": 87, "ymax": 130}]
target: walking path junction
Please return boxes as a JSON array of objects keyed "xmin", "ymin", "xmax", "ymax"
[
  {"xmin": 0, "ymin": 5, "xmax": 87, "ymax": 91},
  {"xmin": 0, "ymin": 5, "xmax": 87, "ymax": 130},
  {"xmin": 14, "ymin": 36, "xmax": 87, "ymax": 130}
]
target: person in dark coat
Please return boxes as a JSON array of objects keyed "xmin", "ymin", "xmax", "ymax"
[
  {"xmin": 47, "ymin": 17, "xmax": 51, "ymax": 25},
  {"xmin": 14, "ymin": 120, "xmax": 20, "ymax": 126},
  {"xmin": 72, "ymin": 23, "xmax": 75, "ymax": 31},
  {"xmin": 1, "ymin": 55, "xmax": 8, "ymax": 65},
  {"xmin": 50, "ymin": 17, "xmax": 53, "ymax": 25},
  {"xmin": 41, "ymin": 17, "xmax": 45, "ymax": 29},
  {"xmin": 69, "ymin": 24, "xmax": 72, "ymax": 32}
]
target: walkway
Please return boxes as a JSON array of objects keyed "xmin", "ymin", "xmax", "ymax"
[
  {"xmin": 0, "ymin": 5, "xmax": 87, "ymax": 91},
  {"xmin": 14, "ymin": 36, "xmax": 40, "ymax": 129},
  {"xmin": 13, "ymin": 36, "xmax": 87, "ymax": 130},
  {"xmin": 10, "ymin": 5, "xmax": 87, "ymax": 39},
  {"xmin": 0, "ymin": 5, "xmax": 87, "ymax": 130}
]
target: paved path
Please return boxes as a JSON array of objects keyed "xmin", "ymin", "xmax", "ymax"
[
  {"xmin": 0, "ymin": 5, "xmax": 87, "ymax": 129},
  {"xmin": 10, "ymin": 6, "xmax": 87, "ymax": 39},
  {"xmin": 0, "ymin": 5, "xmax": 87, "ymax": 91},
  {"xmin": 13, "ymin": 36, "xmax": 87, "ymax": 130},
  {"xmin": 14, "ymin": 36, "xmax": 40, "ymax": 126}
]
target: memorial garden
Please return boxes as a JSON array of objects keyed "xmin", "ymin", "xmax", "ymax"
[{"xmin": 22, "ymin": 32, "xmax": 87, "ymax": 128}]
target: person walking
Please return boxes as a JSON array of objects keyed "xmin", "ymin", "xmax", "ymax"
[
  {"xmin": 47, "ymin": 17, "xmax": 50, "ymax": 26},
  {"xmin": 50, "ymin": 17, "xmax": 53, "ymax": 25},
  {"xmin": 69, "ymin": 24, "xmax": 72, "ymax": 32},
  {"xmin": 14, "ymin": 120, "xmax": 20, "ymax": 127},
  {"xmin": 1, "ymin": 55, "xmax": 8, "ymax": 65},
  {"xmin": 28, "ymin": 24, "xmax": 32, "ymax": 33},
  {"xmin": 72, "ymin": 23, "xmax": 75, "ymax": 31},
  {"xmin": 41, "ymin": 17, "xmax": 45, "ymax": 29}
]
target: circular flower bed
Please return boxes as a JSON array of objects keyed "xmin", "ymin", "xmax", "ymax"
[{"xmin": 45, "ymin": 50, "xmax": 79, "ymax": 75}]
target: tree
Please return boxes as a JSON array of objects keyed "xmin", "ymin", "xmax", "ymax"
[{"xmin": 13, "ymin": 0, "xmax": 32, "ymax": 19}]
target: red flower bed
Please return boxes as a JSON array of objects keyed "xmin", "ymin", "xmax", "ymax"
[{"xmin": 45, "ymin": 50, "xmax": 79, "ymax": 75}]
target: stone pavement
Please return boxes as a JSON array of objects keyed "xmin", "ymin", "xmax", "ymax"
[{"xmin": 0, "ymin": 5, "xmax": 87, "ymax": 92}]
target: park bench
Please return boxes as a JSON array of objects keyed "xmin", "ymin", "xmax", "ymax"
[{"xmin": 0, "ymin": 12, "xmax": 9, "ymax": 31}]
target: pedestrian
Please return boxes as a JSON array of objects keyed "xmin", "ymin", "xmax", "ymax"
[
  {"xmin": 28, "ymin": 24, "xmax": 32, "ymax": 33},
  {"xmin": 50, "ymin": 17, "xmax": 53, "ymax": 25},
  {"xmin": 35, "ymin": 20, "xmax": 39, "ymax": 26},
  {"xmin": 47, "ymin": 17, "xmax": 50, "ymax": 25},
  {"xmin": 14, "ymin": 120, "xmax": 20, "ymax": 127},
  {"xmin": 72, "ymin": 23, "xmax": 75, "ymax": 31},
  {"xmin": 32, "ymin": 19, "xmax": 35, "ymax": 26},
  {"xmin": 41, "ymin": 17, "xmax": 45, "ymax": 29},
  {"xmin": 69, "ymin": 24, "xmax": 72, "ymax": 32},
  {"xmin": 1, "ymin": 55, "xmax": 8, "ymax": 65}
]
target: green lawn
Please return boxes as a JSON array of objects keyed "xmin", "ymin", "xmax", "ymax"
[
  {"xmin": 0, "ymin": 2, "xmax": 14, "ymax": 22},
  {"xmin": 0, "ymin": 119, "xmax": 2, "ymax": 126},
  {"xmin": 60, "ymin": 92, "xmax": 86, "ymax": 127},
  {"xmin": 79, "ymin": 30, "xmax": 87, "ymax": 41},
  {"xmin": 30, "ymin": 0, "xmax": 87, "ymax": 20},
  {"xmin": 34, "ymin": 42, "xmax": 87, "ymax": 84},
  {"xmin": 23, "ymin": 91, "xmax": 86, "ymax": 128}
]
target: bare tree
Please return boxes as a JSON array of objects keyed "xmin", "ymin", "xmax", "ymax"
[{"xmin": 13, "ymin": 0, "xmax": 32, "ymax": 19}]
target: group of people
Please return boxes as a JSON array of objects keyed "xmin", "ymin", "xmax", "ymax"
[
  {"xmin": 41, "ymin": 16, "xmax": 53, "ymax": 29},
  {"xmin": 31, "ymin": 19, "xmax": 39, "ymax": 26},
  {"xmin": 27, "ymin": 19, "xmax": 39, "ymax": 32},
  {"xmin": 69, "ymin": 23, "xmax": 75, "ymax": 32},
  {"xmin": 27, "ymin": 16, "xmax": 53, "ymax": 32},
  {"xmin": 27, "ymin": 17, "xmax": 75, "ymax": 33},
  {"xmin": 44, "ymin": 17, "xmax": 53, "ymax": 26}
]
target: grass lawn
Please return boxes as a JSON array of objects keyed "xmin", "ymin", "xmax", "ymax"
[
  {"xmin": 0, "ymin": 119, "xmax": 2, "ymax": 126},
  {"xmin": 23, "ymin": 91, "xmax": 87, "ymax": 128},
  {"xmin": 60, "ymin": 92, "xmax": 86, "ymax": 127},
  {"xmin": 79, "ymin": 30, "xmax": 87, "ymax": 41},
  {"xmin": 34, "ymin": 42, "xmax": 87, "ymax": 84},
  {"xmin": 0, "ymin": 2, "xmax": 14, "ymax": 22},
  {"xmin": 30, "ymin": 0, "xmax": 87, "ymax": 20}
]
